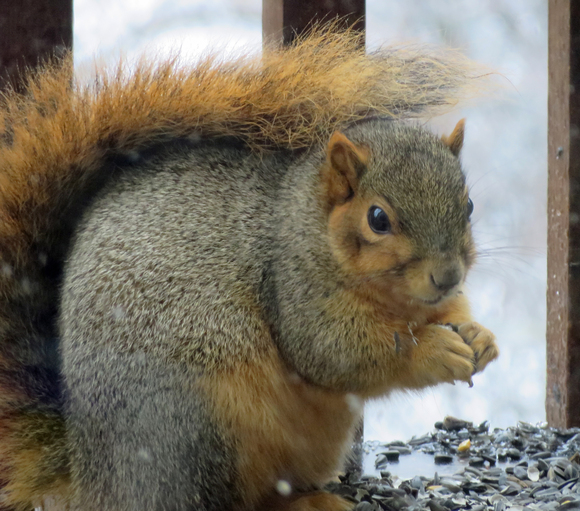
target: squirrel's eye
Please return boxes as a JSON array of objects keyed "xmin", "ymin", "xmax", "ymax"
[
  {"xmin": 467, "ymin": 198, "xmax": 474, "ymax": 220},
  {"xmin": 368, "ymin": 206, "xmax": 391, "ymax": 234}
]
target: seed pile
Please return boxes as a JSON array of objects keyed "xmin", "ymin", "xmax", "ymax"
[{"xmin": 327, "ymin": 418, "xmax": 580, "ymax": 511}]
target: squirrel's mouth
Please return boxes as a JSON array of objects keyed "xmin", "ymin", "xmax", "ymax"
[
  {"xmin": 419, "ymin": 287, "xmax": 462, "ymax": 306},
  {"xmin": 420, "ymin": 296, "xmax": 445, "ymax": 306}
]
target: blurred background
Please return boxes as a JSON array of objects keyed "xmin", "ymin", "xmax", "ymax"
[{"xmin": 73, "ymin": 0, "xmax": 548, "ymax": 442}]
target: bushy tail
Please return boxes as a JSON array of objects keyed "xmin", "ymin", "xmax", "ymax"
[{"xmin": 0, "ymin": 25, "xmax": 492, "ymax": 509}]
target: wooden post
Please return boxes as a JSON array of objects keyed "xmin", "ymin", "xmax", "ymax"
[
  {"xmin": 262, "ymin": 0, "xmax": 365, "ymax": 47},
  {"xmin": 546, "ymin": 0, "xmax": 580, "ymax": 428},
  {"xmin": 0, "ymin": 0, "xmax": 72, "ymax": 92}
]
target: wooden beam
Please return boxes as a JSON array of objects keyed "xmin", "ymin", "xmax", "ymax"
[
  {"xmin": 262, "ymin": 0, "xmax": 365, "ymax": 47},
  {"xmin": 0, "ymin": 0, "xmax": 72, "ymax": 92},
  {"xmin": 547, "ymin": 0, "xmax": 580, "ymax": 427}
]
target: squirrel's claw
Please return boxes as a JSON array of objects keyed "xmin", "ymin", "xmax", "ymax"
[{"xmin": 455, "ymin": 322, "xmax": 499, "ymax": 374}]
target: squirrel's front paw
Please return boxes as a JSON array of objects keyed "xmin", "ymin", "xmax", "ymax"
[
  {"xmin": 406, "ymin": 325, "xmax": 475, "ymax": 388},
  {"xmin": 456, "ymin": 322, "xmax": 498, "ymax": 373}
]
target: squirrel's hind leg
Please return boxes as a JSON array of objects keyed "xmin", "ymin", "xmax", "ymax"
[{"xmin": 62, "ymin": 345, "xmax": 235, "ymax": 511}]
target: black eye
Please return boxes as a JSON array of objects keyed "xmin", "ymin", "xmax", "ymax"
[
  {"xmin": 368, "ymin": 206, "xmax": 391, "ymax": 234},
  {"xmin": 467, "ymin": 198, "xmax": 474, "ymax": 220}
]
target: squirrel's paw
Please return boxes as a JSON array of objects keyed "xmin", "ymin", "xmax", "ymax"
[
  {"xmin": 408, "ymin": 325, "xmax": 475, "ymax": 387},
  {"xmin": 456, "ymin": 322, "xmax": 499, "ymax": 373},
  {"xmin": 285, "ymin": 492, "xmax": 354, "ymax": 511}
]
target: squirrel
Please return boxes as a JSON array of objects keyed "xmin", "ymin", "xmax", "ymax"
[{"xmin": 0, "ymin": 27, "xmax": 499, "ymax": 511}]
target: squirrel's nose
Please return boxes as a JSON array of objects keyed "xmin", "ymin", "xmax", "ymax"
[{"xmin": 430, "ymin": 266, "xmax": 462, "ymax": 292}]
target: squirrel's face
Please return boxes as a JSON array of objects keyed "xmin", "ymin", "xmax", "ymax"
[{"xmin": 321, "ymin": 120, "xmax": 475, "ymax": 313}]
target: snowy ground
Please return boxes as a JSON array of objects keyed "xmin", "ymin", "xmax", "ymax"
[{"xmin": 73, "ymin": 0, "xmax": 548, "ymax": 442}]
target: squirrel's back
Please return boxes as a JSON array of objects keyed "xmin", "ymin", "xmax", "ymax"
[{"xmin": 60, "ymin": 140, "xmax": 286, "ymax": 369}]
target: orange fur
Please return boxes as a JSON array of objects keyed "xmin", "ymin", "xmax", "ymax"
[
  {"xmin": 428, "ymin": 291, "xmax": 473, "ymax": 324},
  {"xmin": 202, "ymin": 346, "xmax": 359, "ymax": 510},
  {"xmin": 441, "ymin": 118, "xmax": 466, "ymax": 156},
  {"xmin": 328, "ymin": 194, "xmax": 414, "ymax": 278}
]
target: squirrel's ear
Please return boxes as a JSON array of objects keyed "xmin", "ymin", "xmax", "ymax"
[
  {"xmin": 322, "ymin": 131, "xmax": 369, "ymax": 205},
  {"xmin": 441, "ymin": 118, "xmax": 465, "ymax": 157}
]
